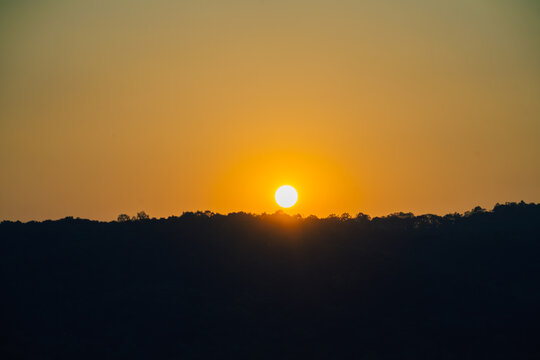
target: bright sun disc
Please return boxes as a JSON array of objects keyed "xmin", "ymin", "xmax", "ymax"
[{"xmin": 275, "ymin": 185, "xmax": 298, "ymax": 208}]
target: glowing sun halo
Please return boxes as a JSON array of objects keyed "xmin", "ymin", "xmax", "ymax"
[{"xmin": 275, "ymin": 185, "xmax": 298, "ymax": 208}]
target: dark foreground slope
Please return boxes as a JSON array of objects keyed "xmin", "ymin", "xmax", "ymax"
[{"xmin": 1, "ymin": 203, "xmax": 540, "ymax": 359}]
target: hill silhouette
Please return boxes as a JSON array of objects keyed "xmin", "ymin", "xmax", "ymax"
[{"xmin": 1, "ymin": 202, "xmax": 540, "ymax": 359}]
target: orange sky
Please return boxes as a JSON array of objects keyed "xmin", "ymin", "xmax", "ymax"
[{"xmin": 1, "ymin": 0, "xmax": 540, "ymax": 220}]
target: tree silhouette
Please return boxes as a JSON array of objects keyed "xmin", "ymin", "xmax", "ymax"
[
  {"xmin": 117, "ymin": 213, "xmax": 130, "ymax": 222},
  {"xmin": 1, "ymin": 202, "xmax": 539, "ymax": 360},
  {"xmin": 135, "ymin": 211, "xmax": 149, "ymax": 220}
]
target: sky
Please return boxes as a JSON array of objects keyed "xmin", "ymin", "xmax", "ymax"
[{"xmin": 1, "ymin": 0, "xmax": 539, "ymax": 221}]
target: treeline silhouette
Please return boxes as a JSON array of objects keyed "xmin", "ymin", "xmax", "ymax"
[{"xmin": 1, "ymin": 202, "xmax": 540, "ymax": 359}]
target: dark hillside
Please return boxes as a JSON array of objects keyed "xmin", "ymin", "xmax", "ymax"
[{"xmin": 1, "ymin": 202, "xmax": 540, "ymax": 359}]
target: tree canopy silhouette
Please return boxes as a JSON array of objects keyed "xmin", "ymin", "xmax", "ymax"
[{"xmin": 1, "ymin": 202, "xmax": 539, "ymax": 359}]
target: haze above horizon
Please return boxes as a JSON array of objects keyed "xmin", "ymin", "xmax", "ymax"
[{"xmin": 1, "ymin": 0, "xmax": 539, "ymax": 221}]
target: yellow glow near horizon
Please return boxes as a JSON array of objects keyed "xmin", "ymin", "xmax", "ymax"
[
  {"xmin": 0, "ymin": 0, "xmax": 539, "ymax": 221},
  {"xmin": 275, "ymin": 186, "xmax": 298, "ymax": 208}
]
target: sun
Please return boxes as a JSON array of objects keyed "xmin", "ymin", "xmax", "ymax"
[{"xmin": 275, "ymin": 185, "xmax": 298, "ymax": 208}]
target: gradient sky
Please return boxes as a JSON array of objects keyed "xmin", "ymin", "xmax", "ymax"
[{"xmin": 1, "ymin": 0, "xmax": 539, "ymax": 221}]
